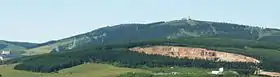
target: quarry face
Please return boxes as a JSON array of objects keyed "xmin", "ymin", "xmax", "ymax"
[{"xmin": 129, "ymin": 46, "xmax": 260, "ymax": 63}]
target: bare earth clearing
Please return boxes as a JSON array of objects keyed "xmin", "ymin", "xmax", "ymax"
[
  {"xmin": 130, "ymin": 46, "xmax": 260, "ymax": 63},
  {"xmin": 130, "ymin": 46, "xmax": 280, "ymax": 76},
  {"xmin": 259, "ymin": 71, "xmax": 280, "ymax": 77}
]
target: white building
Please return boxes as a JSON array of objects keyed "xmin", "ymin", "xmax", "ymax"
[
  {"xmin": 210, "ymin": 67, "xmax": 224, "ymax": 75},
  {"xmin": 0, "ymin": 56, "xmax": 4, "ymax": 60},
  {"xmin": 1, "ymin": 50, "xmax": 11, "ymax": 55},
  {"xmin": 0, "ymin": 50, "xmax": 17, "ymax": 61}
]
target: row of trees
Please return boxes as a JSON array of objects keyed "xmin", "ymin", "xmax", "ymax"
[
  {"xmin": 0, "ymin": 44, "xmax": 8, "ymax": 49},
  {"xmin": 97, "ymin": 37, "xmax": 280, "ymax": 50}
]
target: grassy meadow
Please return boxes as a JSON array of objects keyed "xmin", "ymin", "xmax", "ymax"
[{"xmin": 0, "ymin": 63, "xmax": 149, "ymax": 77}]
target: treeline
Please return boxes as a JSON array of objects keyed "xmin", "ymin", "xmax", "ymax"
[
  {"xmin": 0, "ymin": 44, "xmax": 8, "ymax": 49},
  {"xmin": 99, "ymin": 37, "xmax": 280, "ymax": 50},
  {"xmin": 170, "ymin": 37, "xmax": 280, "ymax": 50},
  {"xmin": 100, "ymin": 37, "xmax": 280, "ymax": 51},
  {"xmin": 14, "ymin": 45, "xmax": 256, "ymax": 74}
]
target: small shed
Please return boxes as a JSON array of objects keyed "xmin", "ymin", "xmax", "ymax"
[{"xmin": 210, "ymin": 67, "xmax": 224, "ymax": 75}]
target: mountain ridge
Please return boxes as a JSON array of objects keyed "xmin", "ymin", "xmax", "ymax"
[{"xmin": 24, "ymin": 19, "xmax": 280, "ymax": 55}]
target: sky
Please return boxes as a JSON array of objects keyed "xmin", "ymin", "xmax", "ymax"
[{"xmin": 0, "ymin": 0, "xmax": 279, "ymax": 43}]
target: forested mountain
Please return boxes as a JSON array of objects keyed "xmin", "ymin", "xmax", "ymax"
[
  {"xmin": 26, "ymin": 18, "xmax": 280, "ymax": 54},
  {"xmin": 3, "ymin": 19, "xmax": 280, "ymax": 76}
]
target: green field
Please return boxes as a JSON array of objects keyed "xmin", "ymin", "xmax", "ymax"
[
  {"xmin": 0, "ymin": 63, "xmax": 149, "ymax": 77},
  {"xmin": 145, "ymin": 67, "xmax": 212, "ymax": 77},
  {"xmin": 23, "ymin": 45, "xmax": 54, "ymax": 56},
  {"xmin": 0, "ymin": 63, "xmax": 217, "ymax": 77},
  {"xmin": 0, "ymin": 60, "xmax": 263, "ymax": 77}
]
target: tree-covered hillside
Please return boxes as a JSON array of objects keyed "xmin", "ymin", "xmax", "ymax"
[
  {"xmin": 27, "ymin": 19, "xmax": 280, "ymax": 54},
  {"xmin": 15, "ymin": 37, "xmax": 280, "ymax": 74}
]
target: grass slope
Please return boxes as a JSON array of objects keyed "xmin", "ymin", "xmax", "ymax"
[
  {"xmin": 23, "ymin": 45, "xmax": 54, "ymax": 56},
  {"xmin": 0, "ymin": 63, "xmax": 149, "ymax": 77}
]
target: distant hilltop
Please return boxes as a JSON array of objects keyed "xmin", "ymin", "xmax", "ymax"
[{"xmin": 12, "ymin": 18, "xmax": 280, "ymax": 55}]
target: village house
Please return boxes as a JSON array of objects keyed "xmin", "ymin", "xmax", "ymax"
[
  {"xmin": 0, "ymin": 50, "xmax": 18, "ymax": 61},
  {"xmin": 209, "ymin": 67, "xmax": 239, "ymax": 76},
  {"xmin": 210, "ymin": 67, "xmax": 224, "ymax": 75},
  {"xmin": 1, "ymin": 50, "xmax": 10, "ymax": 55}
]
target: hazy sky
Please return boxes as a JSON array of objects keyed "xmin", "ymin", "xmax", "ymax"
[{"xmin": 1, "ymin": 0, "xmax": 279, "ymax": 43}]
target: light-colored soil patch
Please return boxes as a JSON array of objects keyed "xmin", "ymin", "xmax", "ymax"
[
  {"xmin": 130, "ymin": 46, "xmax": 260, "ymax": 63},
  {"xmin": 259, "ymin": 71, "xmax": 280, "ymax": 77}
]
